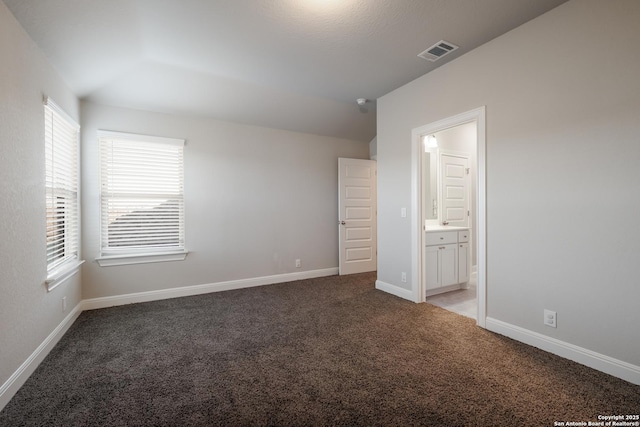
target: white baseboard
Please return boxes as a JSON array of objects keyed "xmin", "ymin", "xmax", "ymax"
[
  {"xmin": 0, "ymin": 268, "xmax": 338, "ymax": 411},
  {"xmin": 0, "ymin": 304, "xmax": 82, "ymax": 411},
  {"xmin": 4, "ymin": 273, "xmax": 638, "ymax": 414},
  {"xmin": 82, "ymin": 267, "xmax": 339, "ymax": 311},
  {"xmin": 486, "ymin": 317, "xmax": 640, "ymax": 386},
  {"xmin": 375, "ymin": 280, "xmax": 415, "ymax": 302}
]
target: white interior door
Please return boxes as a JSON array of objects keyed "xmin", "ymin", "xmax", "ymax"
[
  {"xmin": 338, "ymin": 158, "xmax": 377, "ymax": 275},
  {"xmin": 440, "ymin": 153, "xmax": 469, "ymax": 228}
]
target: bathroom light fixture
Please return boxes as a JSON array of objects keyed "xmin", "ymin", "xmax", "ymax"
[
  {"xmin": 356, "ymin": 98, "xmax": 368, "ymax": 106},
  {"xmin": 423, "ymin": 134, "xmax": 438, "ymax": 149}
]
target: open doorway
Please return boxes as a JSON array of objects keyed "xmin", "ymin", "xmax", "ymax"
[
  {"xmin": 410, "ymin": 107, "xmax": 486, "ymax": 327},
  {"xmin": 424, "ymin": 123, "xmax": 477, "ymax": 319}
]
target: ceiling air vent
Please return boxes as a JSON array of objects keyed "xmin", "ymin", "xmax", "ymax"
[{"xmin": 418, "ymin": 40, "xmax": 459, "ymax": 62}]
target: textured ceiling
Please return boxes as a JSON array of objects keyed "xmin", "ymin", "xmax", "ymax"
[{"xmin": 4, "ymin": 0, "xmax": 568, "ymax": 141}]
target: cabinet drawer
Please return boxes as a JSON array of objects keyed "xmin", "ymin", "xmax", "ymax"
[
  {"xmin": 425, "ymin": 231, "xmax": 457, "ymax": 246},
  {"xmin": 458, "ymin": 230, "xmax": 470, "ymax": 243}
]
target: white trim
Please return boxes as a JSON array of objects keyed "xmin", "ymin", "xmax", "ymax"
[
  {"xmin": 486, "ymin": 318, "xmax": 640, "ymax": 386},
  {"xmin": 96, "ymin": 130, "xmax": 184, "ymax": 147},
  {"xmin": 2, "ymin": 269, "xmax": 639, "ymax": 413},
  {"xmin": 43, "ymin": 96, "xmax": 79, "ymax": 129},
  {"xmin": 44, "ymin": 99, "xmax": 81, "ymax": 276},
  {"xmin": 425, "ymin": 282, "xmax": 464, "ymax": 297},
  {"xmin": 375, "ymin": 280, "xmax": 415, "ymax": 302},
  {"xmin": 96, "ymin": 251, "xmax": 188, "ymax": 267},
  {"xmin": 436, "ymin": 148, "xmax": 470, "ymax": 158},
  {"xmin": 476, "ymin": 108, "xmax": 487, "ymax": 327},
  {"xmin": 410, "ymin": 106, "xmax": 487, "ymax": 326},
  {"xmin": 81, "ymin": 268, "xmax": 338, "ymax": 310},
  {"xmin": 46, "ymin": 259, "xmax": 85, "ymax": 292},
  {"xmin": 411, "ymin": 129, "xmax": 422, "ymax": 303},
  {"xmin": 98, "ymin": 133, "xmax": 186, "ymax": 254},
  {"xmin": 1, "ymin": 268, "xmax": 337, "ymax": 411},
  {"xmin": 0, "ymin": 303, "xmax": 82, "ymax": 411}
]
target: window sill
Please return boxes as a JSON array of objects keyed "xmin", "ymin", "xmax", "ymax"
[
  {"xmin": 46, "ymin": 259, "xmax": 85, "ymax": 292},
  {"xmin": 96, "ymin": 250, "xmax": 188, "ymax": 267}
]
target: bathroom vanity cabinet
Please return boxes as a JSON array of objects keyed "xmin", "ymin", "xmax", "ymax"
[{"xmin": 424, "ymin": 228, "xmax": 470, "ymax": 296}]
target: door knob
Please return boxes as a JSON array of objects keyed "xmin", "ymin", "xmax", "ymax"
[{"xmin": 339, "ymin": 221, "xmax": 346, "ymax": 225}]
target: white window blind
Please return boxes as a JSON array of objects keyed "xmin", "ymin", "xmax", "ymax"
[
  {"xmin": 99, "ymin": 131, "xmax": 185, "ymax": 255},
  {"xmin": 44, "ymin": 98, "xmax": 80, "ymax": 272}
]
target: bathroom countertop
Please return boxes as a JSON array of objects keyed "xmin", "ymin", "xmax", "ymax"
[{"xmin": 424, "ymin": 225, "xmax": 469, "ymax": 232}]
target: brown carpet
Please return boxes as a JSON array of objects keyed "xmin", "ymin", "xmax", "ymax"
[{"xmin": 1, "ymin": 272, "xmax": 638, "ymax": 426}]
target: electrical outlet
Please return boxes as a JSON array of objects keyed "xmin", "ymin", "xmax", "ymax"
[
  {"xmin": 62, "ymin": 296, "xmax": 67, "ymax": 313},
  {"xmin": 544, "ymin": 309, "xmax": 557, "ymax": 328},
  {"xmin": 401, "ymin": 272, "xmax": 407, "ymax": 283},
  {"xmin": 295, "ymin": 259, "xmax": 301, "ymax": 268}
]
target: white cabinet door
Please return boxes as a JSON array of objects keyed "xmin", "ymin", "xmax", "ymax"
[
  {"xmin": 440, "ymin": 244, "xmax": 458, "ymax": 286},
  {"xmin": 425, "ymin": 242, "xmax": 458, "ymax": 290},
  {"xmin": 424, "ymin": 245, "xmax": 440, "ymax": 290},
  {"xmin": 458, "ymin": 242, "xmax": 469, "ymax": 284}
]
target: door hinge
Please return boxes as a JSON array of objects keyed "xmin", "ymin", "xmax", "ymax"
[
  {"xmin": 465, "ymin": 168, "xmax": 470, "ymax": 175},
  {"xmin": 467, "ymin": 210, "xmax": 470, "ymax": 216}
]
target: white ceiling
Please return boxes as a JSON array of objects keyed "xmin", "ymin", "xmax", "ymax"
[{"xmin": 4, "ymin": 0, "xmax": 568, "ymax": 142}]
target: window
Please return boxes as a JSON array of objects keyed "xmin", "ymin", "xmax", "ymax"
[
  {"xmin": 97, "ymin": 131, "xmax": 186, "ymax": 266},
  {"xmin": 44, "ymin": 98, "xmax": 82, "ymax": 290}
]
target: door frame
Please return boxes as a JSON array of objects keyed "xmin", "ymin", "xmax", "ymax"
[{"xmin": 410, "ymin": 107, "xmax": 487, "ymax": 328}]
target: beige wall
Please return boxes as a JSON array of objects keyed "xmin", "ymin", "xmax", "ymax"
[
  {"xmin": 377, "ymin": 0, "xmax": 640, "ymax": 367},
  {"xmin": 0, "ymin": 0, "xmax": 81, "ymax": 404},
  {"xmin": 81, "ymin": 102, "xmax": 370, "ymax": 299}
]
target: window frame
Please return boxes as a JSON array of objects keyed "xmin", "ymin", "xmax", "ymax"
[
  {"xmin": 96, "ymin": 130, "xmax": 187, "ymax": 267},
  {"xmin": 44, "ymin": 97, "xmax": 84, "ymax": 291}
]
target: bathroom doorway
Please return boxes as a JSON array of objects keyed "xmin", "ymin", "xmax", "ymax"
[
  {"xmin": 410, "ymin": 107, "xmax": 487, "ymax": 327},
  {"xmin": 425, "ymin": 123, "xmax": 477, "ymax": 319}
]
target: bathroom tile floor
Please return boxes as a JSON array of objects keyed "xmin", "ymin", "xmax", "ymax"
[{"xmin": 426, "ymin": 273, "xmax": 477, "ymax": 320}]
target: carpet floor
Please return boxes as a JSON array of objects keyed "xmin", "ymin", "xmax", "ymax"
[{"xmin": 1, "ymin": 272, "xmax": 639, "ymax": 426}]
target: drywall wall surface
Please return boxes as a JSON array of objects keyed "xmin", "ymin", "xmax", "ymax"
[
  {"xmin": 377, "ymin": 0, "xmax": 640, "ymax": 366},
  {"xmin": 80, "ymin": 102, "xmax": 370, "ymax": 299},
  {"xmin": 0, "ymin": 1, "xmax": 81, "ymax": 401}
]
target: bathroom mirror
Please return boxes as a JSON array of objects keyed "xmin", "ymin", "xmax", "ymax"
[{"xmin": 422, "ymin": 148, "xmax": 438, "ymax": 221}]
